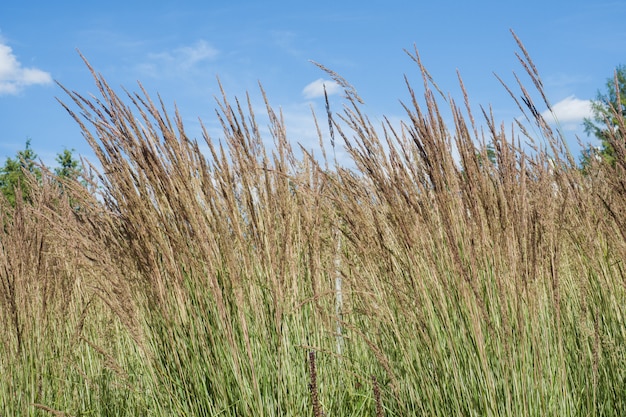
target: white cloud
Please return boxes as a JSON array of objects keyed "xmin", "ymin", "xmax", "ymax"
[
  {"xmin": 0, "ymin": 42, "xmax": 52, "ymax": 95},
  {"xmin": 302, "ymin": 78, "xmax": 341, "ymax": 99},
  {"xmin": 148, "ymin": 40, "xmax": 218, "ymax": 70},
  {"xmin": 541, "ymin": 95, "xmax": 592, "ymax": 124}
]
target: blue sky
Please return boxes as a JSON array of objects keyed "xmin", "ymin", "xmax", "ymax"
[{"xmin": 1, "ymin": 0, "xmax": 625, "ymax": 169}]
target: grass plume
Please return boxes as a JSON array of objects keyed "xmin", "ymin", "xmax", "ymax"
[{"xmin": 1, "ymin": 33, "xmax": 626, "ymax": 416}]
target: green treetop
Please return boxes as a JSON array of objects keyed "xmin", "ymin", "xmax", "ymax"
[
  {"xmin": 0, "ymin": 139, "xmax": 41, "ymax": 206},
  {"xmin": 582, "ymin": 64, "xmax": 626, "ymax": 167},
  {"xmin": 0, "ymin": 141, "xmax": 84, "ymax": 206}
]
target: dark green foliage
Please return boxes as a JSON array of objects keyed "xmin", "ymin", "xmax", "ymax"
[
  {"xmin": 54, "ymin": 148, "xmax": 82, "ymax": 181},
  {"xmin": 582, "ymin": 65, "xmax": 626, "ymax": 167},
  {"xmin": 0, "ymin": 139, "xmax": 41, "ymax": 205},
  {"xmin": 0, "ymin": 142, "xmax": 84, "ymax": 206}
]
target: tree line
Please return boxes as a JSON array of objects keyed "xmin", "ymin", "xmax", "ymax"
[{"xmin": 0, "ymin": 139, "xmax": 83, "ymax": 206}]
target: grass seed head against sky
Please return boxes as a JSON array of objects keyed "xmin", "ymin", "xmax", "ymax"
[{"xmin": 1, "ymin": 0, "xmax": 625, "ymax": 167}]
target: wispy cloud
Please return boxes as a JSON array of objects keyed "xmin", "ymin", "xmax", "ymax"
[
  {"xmin": 271, "ymin": 30, "xmax": 302, "ymax": 57},
  {"xmin": 541, "ymin": 95, "xmax": 592, "ymax": 129},
  {"xmin": 544, "ymin": 73, "xmax": 592, "ymax": 88},
  {"xmin": 141, "ymin": 40, "xmax": 219, "ymax": 76},
  {"xmin": 302, "ymin": 78, "xmax": 340, "ymax": 99},
  {"xmin": 0, "ymin": 41, "xmax": 52, "ymax": 95}
]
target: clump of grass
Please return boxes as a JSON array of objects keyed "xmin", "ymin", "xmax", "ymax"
[
  {"xmin": 1, "ymin": 32, "xmax": 625, "ymax": 416},
  {"xmin": 0, "ymin": 162, "xmax": 148, "ymax": 415}
]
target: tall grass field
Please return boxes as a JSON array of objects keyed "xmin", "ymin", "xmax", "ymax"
[{"xmin": 1, "ymin": 35, "xmax": 626, "ymax": 416}]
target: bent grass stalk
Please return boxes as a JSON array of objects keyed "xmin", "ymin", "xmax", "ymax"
[{"xmin": 0, "ymin": 33, "xmax": 625, "ymax": 416}]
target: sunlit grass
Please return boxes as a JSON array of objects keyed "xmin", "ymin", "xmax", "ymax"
[{"xmin": 1, "ymin": 34, "xmax": 626, "ymax": 416}]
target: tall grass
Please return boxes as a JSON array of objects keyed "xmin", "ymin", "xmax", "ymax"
[{"xmin": 1, "ymin": 34, "xmax": 626, "ymax": 415}]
